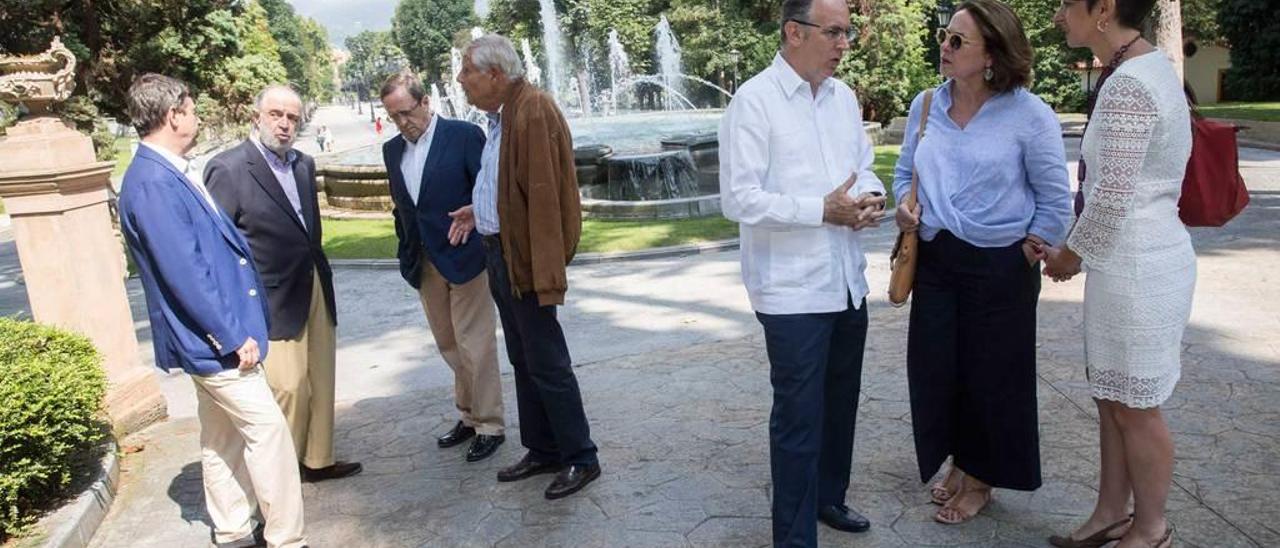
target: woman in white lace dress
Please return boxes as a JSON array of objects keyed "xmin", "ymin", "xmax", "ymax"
[{"xmin": 1039, "ymin": 1, "xmax": 1193, "ymax": 547}]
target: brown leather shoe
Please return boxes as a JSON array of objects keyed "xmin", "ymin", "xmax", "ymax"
[
  {"xmin": 300, "ymin": 461, "xmax": 363, "ymax": 483},
  {"xmin": 496, "ymin": 453, "xmax": 560, "ymax": 482},
  {"xmin": 1048, "ymin": 514, "xmax": 1133, "ymax": 547},
  {"xmin": 544, "ymin": 463, "xmax": 601, "ymax": 500}
]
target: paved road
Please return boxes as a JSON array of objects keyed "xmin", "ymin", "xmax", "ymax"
[{"xmin": 3, "ymin": 145, "xmax": 1277, "ymax": 547}]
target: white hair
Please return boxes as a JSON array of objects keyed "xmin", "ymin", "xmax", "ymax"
[
  {"xmin": 466, "ymin": 34, "xmax": 525, "ymax": 82},
  {"xmin": 254, "ymin": 84, "xmax": 302, "ymax": 111}
]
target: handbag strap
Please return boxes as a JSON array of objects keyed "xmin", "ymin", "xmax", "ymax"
[{"xmin": 907, "ymin": 90, "xmax": 935, "ymax": 209}]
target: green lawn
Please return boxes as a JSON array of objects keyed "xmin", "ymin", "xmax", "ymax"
[
  {"xmin": 1196, "ymin": 102, "xmax": 1280, "ymax": 122},
  {"xmin": 873, "ymin": 144, "xmax": 901, "ymax": 208},
  {"xmin": 322, "ymin": 216, "xmax": 743, "ymax": 260},
  {"xmin": 318, "ymin": 144, "xmax": 903, "ymax": 260},
  {"xmin": 111, "ymin": 137, "xmax": 135, "ymax": 178}
]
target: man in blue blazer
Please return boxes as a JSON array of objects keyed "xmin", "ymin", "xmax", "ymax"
[
  {"xmin": 117, "ymin": 74, "xmax": 307, "ymax": 548},
  {"xmin": 380, "ymin": 71, "xmax": 506, "ymax": 462}
]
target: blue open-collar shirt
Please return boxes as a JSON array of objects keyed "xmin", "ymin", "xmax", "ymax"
[{"xmin": 893, "ymin": 80, "xmax": 1072, "ymax": 247}]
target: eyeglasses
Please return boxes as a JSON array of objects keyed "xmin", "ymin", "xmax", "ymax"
[
  {"xmin": 936, "ymin": 28, "xmax": 979, "ymax": 50},
  {"xmin": 387, "ymin": 99, "xmax": 424, "ymax": 123},
  {"xmin": 789, "ymin": 19, "xmax": 857, "ymax": 43}
]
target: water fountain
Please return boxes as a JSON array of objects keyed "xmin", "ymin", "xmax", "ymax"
[
  {"xmin": 653, "ymin": 15, "xmax": 686, "ymax": 112},
  {"xmin": 536, "ymin": 0, "xmax": 566, "ymax": 104},
  {"xmin": 321, "ymin": 18, "xmax": 890, "ymax": 220},
  {"xmin": 520, "ymin": 39, "xmax": 544, "ymax": 88}
]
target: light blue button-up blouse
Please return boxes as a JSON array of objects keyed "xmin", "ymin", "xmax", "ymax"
[{"xmin": 893, "ymin": 81, "xmax": 1072, "ymax": 247}]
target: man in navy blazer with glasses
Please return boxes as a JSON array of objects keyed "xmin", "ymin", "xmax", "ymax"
[{"xmin": 380, "ymin": 70, "xmax": 507, "ymax": 463}]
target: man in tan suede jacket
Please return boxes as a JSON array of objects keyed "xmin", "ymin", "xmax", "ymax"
[{"xmin": 455, "ymin": 33, "xmax": 600, "ymax": 500}]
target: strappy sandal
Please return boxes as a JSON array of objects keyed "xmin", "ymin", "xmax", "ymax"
[
  {"xmin": 930, "ymin": 465, "xmax": 963, "ymax": 505},
  {"xmin": 933, "ymin": 487, "xmax": 992, "ymax": 525},
  {"xmin": 1048, "ymin": 514, "xmax": 1134, "ymax": 547},
  {"xmin": 1149, "ymin": 525, "xmax": 1173, "ymax": 548}
]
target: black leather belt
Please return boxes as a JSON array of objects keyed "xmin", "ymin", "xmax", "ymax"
[{"xmin": 482, "ymin": 234, "xmax": 501, "ymax": 248}]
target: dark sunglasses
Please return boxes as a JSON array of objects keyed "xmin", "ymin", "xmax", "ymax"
[
  {"xmin": 936, "ymin": 28, "xmax": 978, "ymax": 50},
  {"xmin": 789, "ymin": 19, "xmax": 857, "ymax": 42}
]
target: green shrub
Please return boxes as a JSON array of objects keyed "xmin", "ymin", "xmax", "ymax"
[{"xmin": 0, "ymin": 318, "xmax": 109, "ymax": 540}]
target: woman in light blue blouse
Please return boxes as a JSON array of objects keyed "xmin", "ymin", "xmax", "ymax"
[{"xmin": 893, "ymin": 0, "xmax": 1072, "ymax": 525}]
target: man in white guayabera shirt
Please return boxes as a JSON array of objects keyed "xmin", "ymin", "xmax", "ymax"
[{"xmin": 718, "ymin": 0, "xmax": 886, "ymax": 545}]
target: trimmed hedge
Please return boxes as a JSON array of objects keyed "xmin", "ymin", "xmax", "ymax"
[{"xmin": 0, "ymin": 318, "xmax": 109, "ymax": 539}]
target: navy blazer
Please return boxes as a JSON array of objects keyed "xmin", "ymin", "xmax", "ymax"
[
  {"xmin": 205, "ymin": 140, "xmax": 336, "ymax": 341},
  {"xmin": 383, "ymin": 117, "xmax": 487, "ymax": 287},
  {"xmin": 118, "ymin": 145, "xmax": 271, "ymax": 376}
]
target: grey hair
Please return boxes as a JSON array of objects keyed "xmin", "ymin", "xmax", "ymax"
[
  {"xmin": 127, "ymin": 73, "xmax": 191, "ymax": 138},
  {"xmin": 465, "ymin": 34, "xmax": 525, "ymax": 82},
  {"xmin": 254, "ymin": 84, "xmax": 302, "ymax": 111},
  {"xmin": 380, "ymin": 70, "xmax": 426, "ymax": 101},
  {"xmin": 780, "ymin": 0, "xmax": 816, "ymax": 43}
]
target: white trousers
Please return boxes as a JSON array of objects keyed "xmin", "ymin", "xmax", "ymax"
[{"xmin": 190, "ymin": 366, "xmax": 307, "ymax": 548}]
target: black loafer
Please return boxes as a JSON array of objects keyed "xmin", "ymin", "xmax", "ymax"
[
  {"xmin": 466, "ymin": 434, "xmax": 505, "ymax": 462},
  {"xmin": 819, "ymin": 504, "xmax": 870, "ymax": 533},
  {"xmin": 545, "ymin": 463, "xmax": 601, "ymax": 500},
  {"xmin": 214, "ymin": 521, "xmax": 265, "ymax": 547},
  {"xmin": 437, "ymin": 421, "xmax": 476, "ymax": 448},
  {"xmin": 301, "ymin": 461, "xmax": 363, "ymax": 483},
  {"xmin": 497, "ymin": 453, "xmax": 561, "ymax": 482}
]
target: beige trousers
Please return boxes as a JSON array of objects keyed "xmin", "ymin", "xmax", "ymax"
[
  {"xmin": 191, "ymin": 366, "xmax": 307, "ymax": 548},
  {"xmin": 418, "ymin": 258, "xmax": 505, "ymax": 435},
  {"xmin": 263, "ymin": 270, "xmax": 337, "ymax": 469}
]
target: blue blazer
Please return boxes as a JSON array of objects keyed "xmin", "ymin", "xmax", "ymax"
[
  {"xmin": 383, "ymin": 117, "xmax": 487, "ymax": 287},
  {"xmin": 118, "ymin": 145, "xmax": 271, "ymax": 376}
]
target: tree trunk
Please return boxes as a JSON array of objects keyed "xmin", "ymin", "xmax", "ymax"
[{"xmin": 1152, "ymin": 0, "xmax": 1184, "ymax": 81}]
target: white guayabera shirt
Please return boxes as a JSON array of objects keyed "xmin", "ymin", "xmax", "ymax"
[{"xmin": 719, "ymin": 53, "xmax": 884, "ymax": 316}]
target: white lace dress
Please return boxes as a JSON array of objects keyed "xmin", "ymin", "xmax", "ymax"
[{"xmin": 1068, "ymin": 52, "xmax": 1196, "ymax": 408}]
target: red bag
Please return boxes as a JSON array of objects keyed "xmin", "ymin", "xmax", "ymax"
[{"xmin": 1179, "ymin": 111, "xmax": 1250, "ymax": 227}]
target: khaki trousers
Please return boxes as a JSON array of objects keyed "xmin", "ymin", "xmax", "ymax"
[
  {"xmin": 418, "ymin": 258, "xmax": 505, "ymax": 435},
  {"xmin": 263, "ymin": 270, "xmax": 337, "ymax": 469},
  {"xmin": 191, "ymin": 366, "xmax": 307, "ymax": 548}
]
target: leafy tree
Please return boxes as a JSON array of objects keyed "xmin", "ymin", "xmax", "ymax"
[
  {"xmin": 299, "ymin": 17, "xmax": 336, "ymax": 101},
  {"xmin": 1218, "ymin": 0, "xmax": 1280, "ymax": 100},
  {"xmin": 0, "ymin": 0, "xmax": 291, "ymax": 144},
  {"xmin": 1007, "ymin": 0, "xmax": 1088, "ymax": 111},
  {"xmin": 1181, "ymin": 0, "xmax": 1221, "ymax": 42},
  {"xmin": 343, "ymin": 30, "xmax": 407, "ymax": 106},
  {"xmin": 840, "ymin": 0, "xmax": 938, "ymax": 123},
  {"xmin": 393, "ymin": 0, "xmax": 475, "ymax": 82},
  {"xmin": 258, "ymin": 0, "xmax": 308, "ymax": 89}
]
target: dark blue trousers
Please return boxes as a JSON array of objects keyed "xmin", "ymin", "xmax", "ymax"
[
  {"xmin": 483, "ymin": 236, "xmax": 598, "ymax": 466},
  {"xmin": 756, "ymin": 296, "xmax": 868, "ymax": 548}
]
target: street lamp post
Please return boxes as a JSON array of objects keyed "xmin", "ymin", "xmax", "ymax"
[
  {"xmin": 937, "ymin": 0, "xmax": 954, "ymax": 27},
  {"xmin": 729, "ymin": 49, "xmax": 741, "ymax": 95}
]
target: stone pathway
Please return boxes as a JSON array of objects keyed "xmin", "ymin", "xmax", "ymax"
[{"xmin": 2, "ymin": 147, "xmax": 1276, "ymax": 547}]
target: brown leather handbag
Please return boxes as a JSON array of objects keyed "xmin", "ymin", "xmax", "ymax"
[{"xmin": 888, "ymin": 90, "xmax": 934, "ymax": 307}]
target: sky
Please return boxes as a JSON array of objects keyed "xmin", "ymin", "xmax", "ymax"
[
  {"xmin": 288, "ymin": 0, "xmax": 489, "ymax": 49},
  {"xmin": 287, "ymin": 0, "xmax": 397, "ymax": 48}
]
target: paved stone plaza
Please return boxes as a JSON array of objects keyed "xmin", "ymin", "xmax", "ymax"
[{"xmin": 1, "ymin": 143, "xmax": 1276, "ymax": 547}]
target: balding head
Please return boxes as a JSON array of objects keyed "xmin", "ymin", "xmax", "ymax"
[{"xmin": 254, "ymin": 85, "xmax": 303, "ymax": 154}]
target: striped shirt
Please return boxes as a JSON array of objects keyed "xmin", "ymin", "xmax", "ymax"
[{"xmin": 473, "ymin": 110, "xmax": 502, "ymax": 235}]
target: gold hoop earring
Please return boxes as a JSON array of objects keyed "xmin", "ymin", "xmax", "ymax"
[{"xmin": 1096, "ymin": 20, "xmax": 1108, "ymax": 33}]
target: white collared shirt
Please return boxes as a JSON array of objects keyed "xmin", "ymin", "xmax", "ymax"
[
  {"xmin": 399, "ymin": 113, "xmax": 438, "ymax": 206},
  {"xmin": 718, "ymin": 53, "xmax": 885, "ymax": 315},
  {"xmin": 139, "ymin": 141, "xmax": 219, "ymax": 211}
]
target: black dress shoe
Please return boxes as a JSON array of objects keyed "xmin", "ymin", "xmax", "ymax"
[
  {"xmin": 466, "ymin": 434, "xmax": 505, "ymax": 462},
  {"xmin": 437, "ymin": 421, "xmax": 476, "ymax": 448},
  {"xmin": 301, "ymin": 461, "xmax": 363, "ymax": 483},
  {"xmin": 497, "ymin": 453, "xmax": 561, "ymax": 482},
  {"xmin": 545, "ymin": 462, "xmax": 601, "ymax": 500},
  {"xmin": 214, "ymin": 522, "xmax": 265, "ymax": 548},
  {"xmin": 819, "ymin": 504, "xmax": 871, "ymax": 533}
]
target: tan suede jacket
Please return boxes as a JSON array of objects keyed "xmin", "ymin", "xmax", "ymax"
[{"xmin": 497, "ymin": 80, "xmax": 582, "ymax": 306}]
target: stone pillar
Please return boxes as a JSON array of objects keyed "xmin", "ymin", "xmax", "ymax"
[{"xmin": 0, "ymin": 115, "xmax": 168, "ymax": 435}]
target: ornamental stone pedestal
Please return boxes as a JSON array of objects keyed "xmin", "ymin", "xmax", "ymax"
[{"xmin": 0, "ymin": 38, "xmax": 166, "ymax": 435}]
